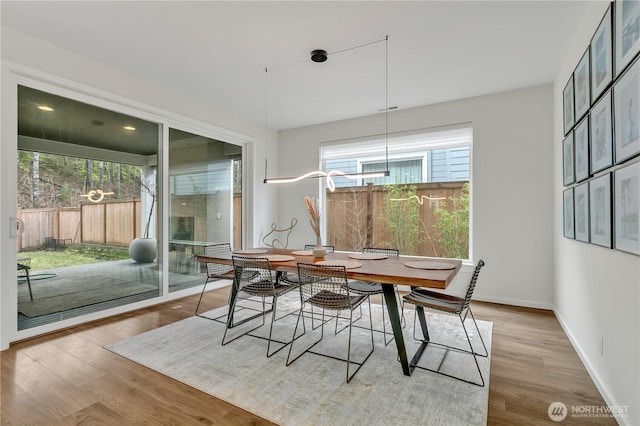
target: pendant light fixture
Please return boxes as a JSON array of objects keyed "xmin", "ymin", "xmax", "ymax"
[{"xmin": 263, "ymin": 36, "xmax": 391, "ymax": 191}]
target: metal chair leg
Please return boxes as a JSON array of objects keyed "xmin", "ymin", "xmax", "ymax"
[
  {"xmin": 194, "ymin": 279, "xmax": 209, "ymax": 316},
  {"xmin": 221, "ymin": 292, "xmax": 267, "ymax": 347},
  {"xmin": 25, "ymin": 268, "xmax": 33, "ymax": 301},
  {"xmin": 286, "ymin": 303, "xmax": 324, "ymax": 367},
  {"xmin": 409, "ymin": 307, "xmax": 487, "ymax": 386}
]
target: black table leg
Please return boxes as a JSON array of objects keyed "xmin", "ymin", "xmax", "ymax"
[
  {"xmin": 382, "ymin": 283, "xmax": 411, "ymax": 376},
  {"xmin": 226, "ymin": 278, "xmax": 239, "ymax": 327},
  {"xmin": 410, "ymin": 305, "xmax": 430, "ymax": 369}
]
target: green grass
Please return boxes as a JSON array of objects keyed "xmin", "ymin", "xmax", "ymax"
[
  {"xmin": 18, "ymin": 245, "xmax": 130, "ymax": 271},
  {"xmin": 18, "ymin": 251, "xmax": 102, "ymax": 271}
]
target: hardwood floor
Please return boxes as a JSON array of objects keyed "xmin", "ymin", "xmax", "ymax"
[{"xmin": 1, "ymin": 288, "xmax": 616, "ymax": 425}]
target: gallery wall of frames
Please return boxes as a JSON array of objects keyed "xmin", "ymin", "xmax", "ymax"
[{"xmin": 562, "ymin": 0, "xmax": 640, "ymax": 256}]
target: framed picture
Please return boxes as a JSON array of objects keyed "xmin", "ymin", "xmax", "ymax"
[
  {"xmin": 589, "ymin": 173, "xmax": 612, "ymax": 248},
  {"xmin": 574, "ymin": 117, "xmax": 590, "ymax": 182},
  {"xmin": 563, "ymin": 132, "xmax": 575, "ymax": 186},
  {"xmin": 614, "ymin": 161, "xmax": 640, "ymax": 255},
  {"xmin": 591, "ymin": 5, "xmax": 613, "ymax": 102},
  {"xmin": 589, "ymin": 90, "xmax": 614, "ymax": 173},
  {"xmin": 615, "ymin": 0, "xmax": 640, "ymax": 77},
  {"xmin": 574, "ymin": 182, "xmax": 590, "ymax": 242},
  {"xmin": 614, "ymin": 55, "xmax": 640, "ymax": 163},
  {"xmin": 574, "ymin": 48, "xmax": 591, "ymax": 121},
  {"xmin": 564, "ymin": 188, "xmax": 575, "ymax": 239},
  {"xmin": 563, "ymin": 75, "xmax": 575, "ymax": 135}
]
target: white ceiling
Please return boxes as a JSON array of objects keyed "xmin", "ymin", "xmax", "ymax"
[{"xmin": 2, "ymin": 1, "xmax": 589, "ymax": 131}]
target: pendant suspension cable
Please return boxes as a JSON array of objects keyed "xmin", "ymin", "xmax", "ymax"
[
  {"xmin": 267, "ymin": 36, "xmax": 387, "ymax": 72},
  {"xmin": 264, "ymin": 67, "xmax": 268, "ymax": 181},
  {"xmin": 385, "ymin": 34, "xmax": 389, "ymax": 173},
  {"xmin": 263, "ymin": 35, "xmax": 391, "ymax": 190},
  {"xmin": 328, "ymin": 36, "xmax": 387, "ymax": 57}
]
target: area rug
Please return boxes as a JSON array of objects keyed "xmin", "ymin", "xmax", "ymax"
[
  {"xmin": 18, "ymin": 275, "xmax": 158, "ymax": 317},
  {"xmin": 107, "ymin": 293, "xmax": 492, "ymax": 425}
]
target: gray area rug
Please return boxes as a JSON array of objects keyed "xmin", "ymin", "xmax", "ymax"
[{"xmin": 107, "ymin": 293, "xmax": 493, "ymax": 425}]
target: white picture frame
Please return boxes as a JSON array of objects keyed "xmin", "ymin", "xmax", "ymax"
[
  {"xmin": 564, "ymin": 188, "xmax": 575, "ymax": 239},
  {"xmin": 614, "ymin": 161, "xmax": 640, "ymax": 255},
  {"xmin": 574, "ymin": 116, "xmax": 590, "ymax": 182},
  {"xmin": 574, "ymin": 182, "xmax": 590, "ymax": 242},
  {"xmin": 614, "ymin": 55, "xmax": 640, "ymax": 163},
  {"xmin": 589, "ymin": 90, "xmax": 614, "ymax": 173},
  {"xmin": 563, "ymin": 132, "xmax": 575, "ymax": 186},
  {"xmin": 590, "ymin": 173, "xmax": 612, "ymax": 248},
  {"xmin": 574, "ymin": 48, "xmax": 590, "ymax": 121},
  {"xmin": 615, "ymin": 0, "xmax": 640, "ymax": 77},
  {"xmin": 591, "ymin": 5, "xmax": 613, "ymax": 102}
]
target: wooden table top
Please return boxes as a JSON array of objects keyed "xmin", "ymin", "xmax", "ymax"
[{"xmin": 196, "ymin": 248, "xmax": 461, "ymax": 289}]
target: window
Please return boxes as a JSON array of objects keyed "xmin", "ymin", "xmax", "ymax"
[
  {"xmin": 363, "ymin": 158, "xmax": 423, "ymax": 185},
  {"xmin": 321, "ymin": 126, "xmax": 472, "ymax": 259}
]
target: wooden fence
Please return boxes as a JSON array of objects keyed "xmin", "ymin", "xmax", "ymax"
[
  {"xmin": 17, "ymin": 195, "xmax": 243, "ymax": 252},
  {"xmin": 17, "ymin": 199, "xmax": 141, "ymax": 251},
  {"xmin": 17, "ymin": 184, "xmax": 465, "ymax": 256},
  {"xmin": 326, "ymin": 181, "xmax": 467, "ymax": 257}
]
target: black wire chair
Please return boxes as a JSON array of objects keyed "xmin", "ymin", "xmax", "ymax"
[
  {"xmin": 286, "ymin": 262, "xmax": 374, "ymax": 383},
  {"xmin": 346, "ymin": 247, "xmax": 405, "ymax": 346},
  {"xmin": 278, "ymin": 244, "xmax": 335, "ymax": 288},
  {"xmin": 17, "ymin": 258, "xmax": 33, "ymax": 301},
  {"xmin": 402, "ymin": 259, "xmax": 487, "ymax": 386},
  {"xmin": 195, "ymin": 243, "xmax": 235, "ymax": 318},
  {"xmin": 304, "ymin": 244, "xmax": 335, "ymax": 253},
  {"xmin": 222, "ymin": 255, "xmax": 301, "ymax": 357}
]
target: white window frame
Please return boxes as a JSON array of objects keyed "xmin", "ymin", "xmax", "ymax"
[{"xmin": 319, "ymin": 124, "xmax": 473, "ymax": 260}]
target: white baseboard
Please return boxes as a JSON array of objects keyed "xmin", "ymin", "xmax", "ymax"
[
  {"xmin": 553, "ymin": 309, "xmax": 629, "ymax": 426},
  {"xmin": 472, "ymin": 294, "xmax": 554, "ymax": 310}
]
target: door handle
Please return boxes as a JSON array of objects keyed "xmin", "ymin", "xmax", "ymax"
[{"xmin": 10, "ymin": 217, "xmax": 24, "ymax": 238}]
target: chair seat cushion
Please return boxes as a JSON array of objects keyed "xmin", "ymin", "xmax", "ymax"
[
  {"xmin": 348, "ymin": 280, "xmax": 383, "ymax": 294},
  {"xmin": 403, "ymin": 288, "xmax": 463, "ymax": 314},
  {"xmin": 242, "ymin": 280, "xmax": 298, "ymax": 297},
  {"xmin": 307, "ymin": 289, "xmax": 367, "ymax": 310},
  {"xmin": 209, "ymin": 269, "xmax": 234, "ymax": 279}
]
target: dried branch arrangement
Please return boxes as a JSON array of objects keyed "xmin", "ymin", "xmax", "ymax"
[{"xmin": 304, "ymin": 196, "xmax": 321, "ymax": 237}]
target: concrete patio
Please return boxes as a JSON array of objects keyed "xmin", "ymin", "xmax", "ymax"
[{"xmin": 17, "ymin": 255, "xmax": 209, "ymax": 330}]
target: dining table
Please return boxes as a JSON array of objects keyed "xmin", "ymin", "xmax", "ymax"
[{"xmin": 196, "ymin": 247, "xmax": 462, "ymax": 377}]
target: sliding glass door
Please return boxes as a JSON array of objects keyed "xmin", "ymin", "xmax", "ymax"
[
  {"xmin": 168, "ymin": 128, "xmax": 242, "ymax": 292},
  {"xmin": 16, "ymin": 85, "xmax": 161, "ymax": 330},
  {"xmin": 10, "ymin": 80, "xmax": 246, "ymax": 340}
]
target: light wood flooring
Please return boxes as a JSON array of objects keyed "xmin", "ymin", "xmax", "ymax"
[{"xmin": 1, "ymin": 287, "xmax": 616, "ymax": 425}]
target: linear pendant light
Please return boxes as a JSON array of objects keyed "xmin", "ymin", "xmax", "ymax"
[{"xmin": 263, "ymin": 36, "xmax": 390, "ymax": 191}]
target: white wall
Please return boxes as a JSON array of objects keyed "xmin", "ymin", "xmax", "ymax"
[
  {"xmin": 278, "ymin": 84, "xmax": 555, "ymax": 308},
  {"xmin": 553, "ymin": 3, "xmax": 639, "ymax": 425},
  {"xmin": 0, "ymin": 28, "xmax": 279, "ymax": 349}
]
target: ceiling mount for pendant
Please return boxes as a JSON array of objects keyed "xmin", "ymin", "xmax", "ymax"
[
  {"xmin": 264, "ymin": 36, "xmax": 390, "ymax": 191},
  {"xmin": 310, "ymin": 49, "xmax": 328, "ymax": 63}
]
